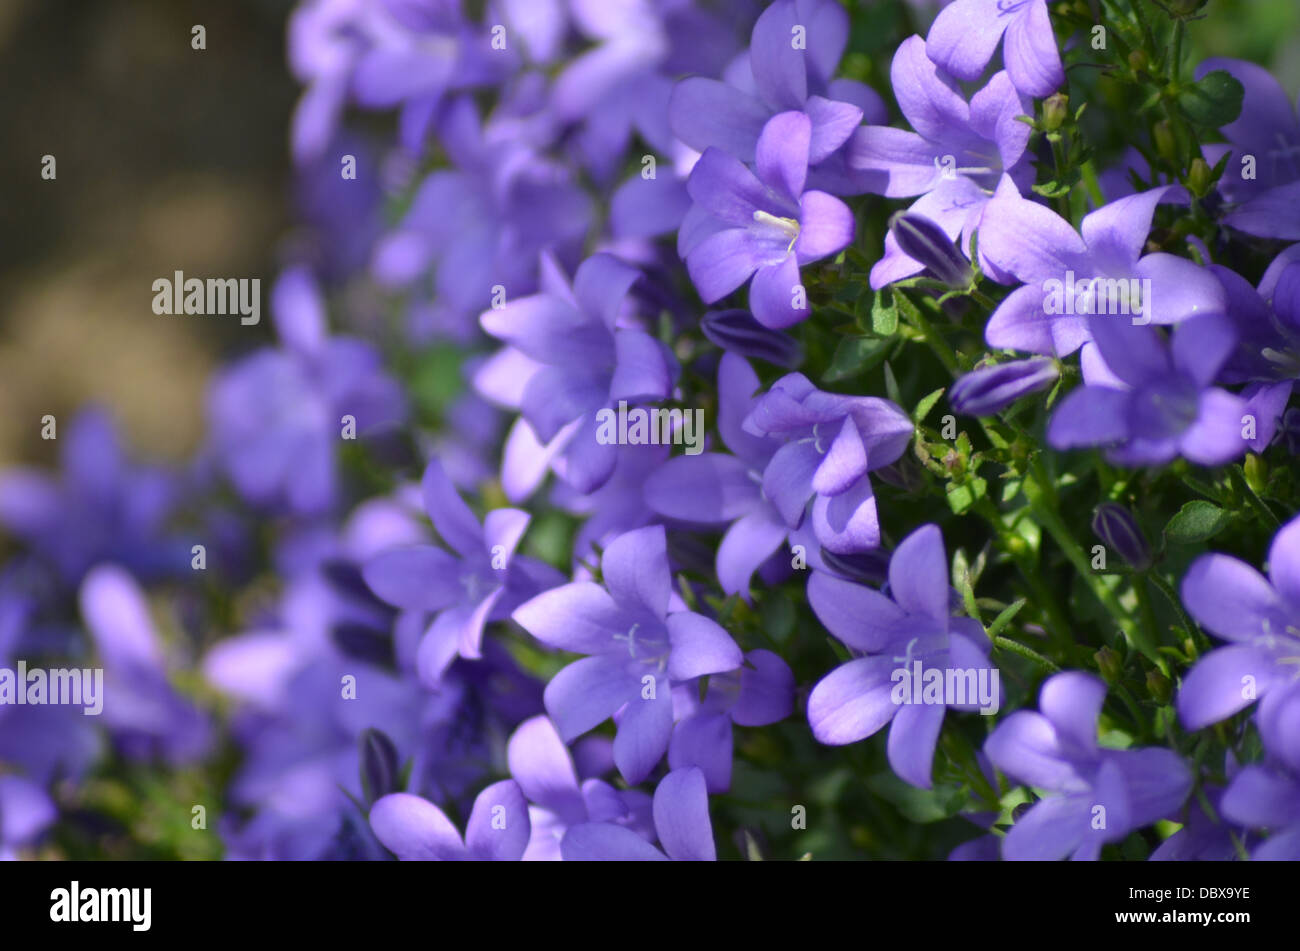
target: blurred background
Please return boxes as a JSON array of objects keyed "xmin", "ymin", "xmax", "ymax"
[{"xmin": 0, "ymin": 0, "xmax": 295, "ymax": 469}]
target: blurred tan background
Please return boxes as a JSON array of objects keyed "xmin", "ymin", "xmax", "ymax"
[{"xmin": 0, "ymin": 0, "xmax": 295, "ymax": 467}]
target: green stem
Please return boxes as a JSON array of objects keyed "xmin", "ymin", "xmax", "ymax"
[
  {"xmin": 993, "ymin": 636, "xmax": 1060, "ymax": 673},
  {"xmin": 1146, "ymin": 570, "xmax": 1206, "ymax": 652},
  {"xmin": 1229, "ymin": 465, "xmax": 1280, "ymax": 528}
]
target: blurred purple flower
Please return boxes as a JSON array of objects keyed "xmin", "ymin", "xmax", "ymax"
[{"xmin": 370, "ymin": 780, "xmax": 531, "ymax": 860}]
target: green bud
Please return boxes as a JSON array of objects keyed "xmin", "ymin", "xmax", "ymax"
[
  {"xmin": 1153, "ymin": 120, "xmax": 1177, "ymax": 164},
  {"xmin": 1146, "ymin": 670, "xmax": 1173, "ymax": 705},
  {"xmin": 1095, "ymin": 645, "xmax": 1123, "ymax": 684},
  {"xmin": 1042, "ymin": 93, "xmax": 1069, "ymax": 132},
  {"xmin": 1128, "ymin": 50, "xmax": 1149, "ymax": 75},
  {"xmin": 1187, "ymin": 157, "xmax": 1213, "ymax": 197},
  {"xmin": 1244, "ymin": 453, "xmax": 1267, "ymax": 494}
]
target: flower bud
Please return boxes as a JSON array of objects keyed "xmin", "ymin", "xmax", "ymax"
[
  {"xmin": 1187, "ymin": 157, "xmax": 1213, "ymax": 198},
  {"xmin": 949, "ymin": 358, "xmax": 1058, "ymax": 417},
  {"xmin": 1153, "ymin": 120, "xmax": 1177, "ymax": 164},
  {"xmin": 1128, "ymin": 50, "xmax": 1149, "ymax": 74},
  {"xmin": 1042, "ymin": 93, "xmax": 1069, "ymax": 132},
  {"xmin": 888, "ymin": 212, "xmax": 972, "ymax": 288},
  {"xmin": 1094, "ymin": 645, "xmax": 1123, "ymax": 684},
  {"xmin": 701, "ymin": 309, "xmax": 804, "ymax": 367},
  {"xmin": 1091, "ymin": 503, "xmax": 1152, "ymax": 571},
  {"xmin": 1146, "ymin": 670, "xmax": 1172, "ymax": 705}
]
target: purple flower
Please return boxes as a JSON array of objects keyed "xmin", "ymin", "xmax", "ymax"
[
  {"xmin": 1151, "ymin": 785, "xmax": 1244, "ymax": 861},
  {"xmin": 949, "ymin": 357, "xmax": 1058, "ymax": 416},
  {"xmin": 0, "ymin": 775, "xmax": 55, "ymax": 860},
  {"xmin": 644, "ymin": 353, "xmax": 799, "ymax": 596},
  {"xmin": 1047, "ymin": 314, "xmax": 1248, "ymax": 467},
  {"xmin": 979, "ymin": 184, "xmax": 1225, "ymax": 357},
  {"xmin": 507, "ymin": 714, "xmax": 653, "ymax": 861},
  {"xmin": 926, "ymin": 0, "xmax": 1064, "ymax": 99},
  {"xmin": 476, "ymin": 252, "xmax": 678, "ymax": 497},
  {"xmin": 207, "ymin": 267, "xmax": 406, "ymax": 516},
  {"xmin": 1196, "ymin": 58, "xmax": 1300, "ymax": 240},
  {"xmin": 1221, "ymin": 761, "xmax": 1300, "ymax": 861},
  {"xmin": 0, "ymin": 410, "xmax": 182, "ymax": 586},
  {"xmin": 560, "ymin": 766, "xmax": 718, "ymax": 860},
  {"xmin": 1176, "ymin": 514, "xmax": 1300, "ymax": 732},
  {"xmin": 680, "ymin": 111, "xmax": 856, "ymax": 329},
  {"xmin": 847, "ymin": 37, "xmax": 1033, "ymax": 287},
  {"xmin": 78, "ymin": 564, "xmax": 212, "ymax": 763},
  {"xmin": 669, "ymin": 649, "xmax": 795, "ymax": 792},
  {"xmin": 362, "ymin": 458, "xmax": 561, "ymax": 684},
  {"xmin": 985, "ymin": 672, "xmax": 1192, "ymax": 860},
  {"xmin": 806, "ymin": 524, "xmax": 1000, "ymax": 788},
  {"xmin": 511, "ymin": 525, "xmax": 743, "ymax": 785},
  {"xmin": 742, "ymin": 371, "xmax": 914, "ymax": 554},
  {"xmin": 1090, "ymin": 503, "xmax": 1152, "ymax": 572},
  {"xmin": 371, "ymin": 97, "xmax": 593, "ymax": 338},
  {"xmin": 669, "ymin": 0, "xmax": 884, "ymax": 179},
  {"xmin": 370, "ymin": 780, "xmax": 531, "ymax": 860}
]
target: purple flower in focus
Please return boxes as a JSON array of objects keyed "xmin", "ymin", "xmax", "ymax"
[
  {"xmin": 985, "ymin": 672, "xmax": 1192, "ymax": 860},
  {"xmin": 742, "ymin": 370, "xmax": 914, "ymax": 553},
  {"xmin": 978, "ymin": 184, "xmax": 1225, "ymax": 357},
  {"xmin": 1196, "ymin": 58, "xmax": 1300, "ymax": 240},
  {"xmin": 207, "ymin": 267, "xmax": 406, "ymax": 516},
  {"xmin": 370, "ymin": 780, "xmax": 531, "ymax": 860},
  {"xmin": 644, "ymin": 353, "xmax": 798, "ymax": 596},
  {"xmin": 669, "ymin": 649, "xmax": 795, "ymax": 792},
  {"xmin": 560, "ymin": 766, "xmax": 718, "ymax": 860},
  {"xmin": 806, "ymin": 524, "xmax": 999, "ymax": 788},
  {"xmin": 476, "ymin": 252, "xmax": 678, "ymax": 498},
  {"xmin": 1046, "ymin": 314, "xmax": 1248, "ymax": 467},
  {"xmin": 507, "ymin": 714, "xmax": 654, "ymax": 861},
  {"xmin": 362, "ymin": 458, "xmax": 561, "ymax": 684},
  {"xmin": 1176, "ymin": 514, "xmax": 1300, "ymax": 733},
  {"xmin": 847, "ymin": 37, "xmax": 1034, "ymax": 287},
  {"xmin": 511, "ymin": 525, "xmax": 743, "ymax": 784},
  {"xmin": 926, "ymin": 0, "xmax": 1063, "ymax": 99},
  {"xmin": 680, "ymin": 111, "xmax": 856, "ymax": 329}
]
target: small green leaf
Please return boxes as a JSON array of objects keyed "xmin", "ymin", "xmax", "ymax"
[
  {"xmin": 913, "ymin": 387, "xmax": 946, "ymax": 424},
  {"xmin": 883, "ymin": 360, "xmax": 902, "ymax": 407},
  {"xmin": 1164, "ymin": 500, "xmax": 1231, "ymax": 544}
]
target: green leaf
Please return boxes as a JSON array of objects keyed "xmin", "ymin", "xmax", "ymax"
[
  {"xmin": 1177, "ymin": 70, "xmax": 1245, "ymax": 129},
  {"xmin": 823, "ymin": 335, "xmax": 892, "ymax": 382},
  {"xmin": 865, "ymin": 772, "xmax": 967, "ymax": 823},
  {"xmin": 913, "ymin": 387, "xmax": 946, "ymax": 424},
  {"xmin": 946, "ymin": 482, "xmax": 975, "ymax": 514},
  {"xmin": 1163, "ymin": 500, "xmax": 1231, "ymax": 544},
  {"xmin": 883, "ymin": 360, "xmax": 902, "ymax": 407},
  {"xmin": 760, "ymin": 593, "xmax": 796, "ymax": 643}
]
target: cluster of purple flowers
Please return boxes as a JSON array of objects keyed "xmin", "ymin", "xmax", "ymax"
[{"xmin": 4, "ymin": 0, "xmax": 1300, "ymax": 863}]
